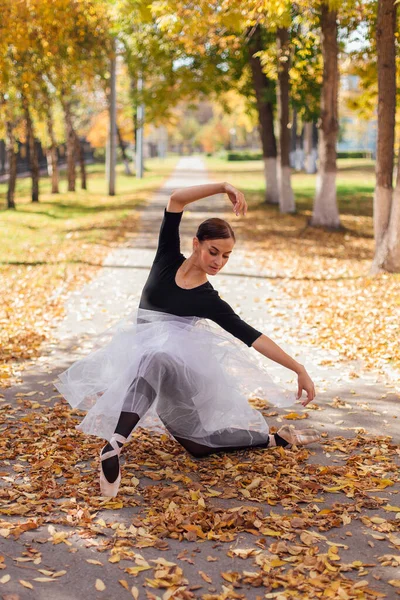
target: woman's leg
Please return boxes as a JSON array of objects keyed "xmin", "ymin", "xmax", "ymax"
[
  {"xmin": 101, "ymin": 375, "xmax": 157, "ymax": 482},
  {"xmin": 153, "ymin": 355, "xmax": 290, "ymax": 458},
  {"xmin": 172, "ymin": 430, "xmax": 290, "ymax": 458}
]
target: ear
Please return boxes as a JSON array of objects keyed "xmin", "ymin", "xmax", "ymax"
[{"xmin": 193, "ymin": 237, "xmax": 200, "ymax": 251}]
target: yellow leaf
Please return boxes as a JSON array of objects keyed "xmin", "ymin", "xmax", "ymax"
[
  {"xmin": 0, "ymin": 574, "xmax": 11, "ymax": 584},
  {"xmin": 247, "ymin": 477, "xmax": 262, "ymax": 491},
  {"xmin": 86, "ymin": 559, "xmax": 103, "ymax": 565},
  {"xmin": 260, "ymin": 528, "xmax": 281, "ymax": 537},
  {"xmin": 199, "ymin": 571, "xmax": 212, "ymax": 583},
  {"xmin": 108, "ymin": 554, "xmax": 120, "ymax": 563},
  {"xmin": 388, "ymin": 580, "xmax": 400, "ymax": 588},
  {"xmin": 0, "ymin": 529, "xmax": 10, "ymax": 538},
  {"xmin": 119, "ymin": 580, "xmax": 129, "ymax": 590},
  {"xmin": 52, "ymin": 570, "xmax": 67, "ymax": 578},
  {"xmin": 283, "ymin": 412, "xmax": 308, "ymax": 420},
  {"xmin": 370, "ymin": 517, "xmax": 386, "ymax": 524},
  {"xmin": 270, "ymin": 559, "xmax": 286, "ymax": 567},
  {"xmin": 131, "ymin": 586, "xmax": 139, "ymax": 599},
  {"xmin": 38, "ymin": 569, "xmax": 54, "ymax": 576},
  {"xmin": 125, "ymin": 566, "xmax": 151, "ymax": 576},
  {"xmin": 20, "ymin": 580, "xmax": 33, "ymax": 589},
  {"xmin": 95, "ymin": 578, "xmax": 106, "ymax": 591}
]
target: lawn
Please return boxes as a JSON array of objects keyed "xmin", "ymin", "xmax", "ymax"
[{"xmin": 0, "ymin": 158, "xmax": 178, "ymax": 384}]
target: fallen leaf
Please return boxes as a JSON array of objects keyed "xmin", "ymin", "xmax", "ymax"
[
  {"xmin": 19, "ymin": 581, "xmax": 33, "ymax": 589},
  {"xmin": 95, "ymin": 579, "xmax": 105, "ymax": 591}
]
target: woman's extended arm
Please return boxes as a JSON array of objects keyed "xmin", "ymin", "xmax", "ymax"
[
  {"xmin": 252, "ymin": 334, "xmax": 316, "ymax": 406},
  {"xmin": 168, "ymin": 182, "xmax": 247, "ymax": 216}
]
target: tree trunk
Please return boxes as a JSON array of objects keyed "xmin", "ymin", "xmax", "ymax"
[
  {"xmin": 311, "ymin": 5, "xmax": 340, "ymax": 228},
  {"xmin": 304, "ymin": 121, "xmax": 317, "ymax": 173},
  {"xmin": 0, "ymin": 140, "xmax": 6, "ymax": 175},
  {"xmin": 6, "ymin": 121, "xmax": 17, "ymax": 209},
  {"xmin": 75, "ymin": 135, "xmax": 87, "ymax": 190},
  {"xmin": 63, "ymin": 101, "xmax": 76, "ymax": 192},
  {"xmin": 46, "ymin": 111, "xmax": 59, "ymax": 193},
  {"xmin": 371, "ymin": 0, "xmax": 398, "ymax": 272},
  {"xmin": 289, "ymin": 108, "xmax": 296, "ymax": 168},
  {"xmin": 117, "ymin": 126, "xmax": 132, "ymax": 175},
  {"xmin": 277, "ymin": 27, "xmax": 295, "ymax": 213},
  {"xmin": 248, "ymin": 25, "xmax": 279, "ymax": 204},
  {"xmin": 25, "ymin": 103, "xmax": 40, "ymax": 203}
]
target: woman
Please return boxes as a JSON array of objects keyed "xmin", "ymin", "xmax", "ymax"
[{"xmin": 56, "ymin": 181, "xmax": 319, "ymax": 497}]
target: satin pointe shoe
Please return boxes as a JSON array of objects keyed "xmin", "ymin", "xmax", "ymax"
[
  {"xmin": 276, "ymin": 425, "xmax": 321, "ymax": 448},
  {"xmin": 99, "ymin": 433, "xmax": 127, "ymax": 497}
]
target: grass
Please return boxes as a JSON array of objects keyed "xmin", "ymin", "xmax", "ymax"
[
  {"xmin": 205, "ymin": 157, "xmax": 375, "ymax": 222},
  {"xmin": 0, "ymin": 159, "xmax": 178, "ymax": 261},
  {"xmin": 0, "ymin": 158, "xmax": 178, "ymax": 383}
]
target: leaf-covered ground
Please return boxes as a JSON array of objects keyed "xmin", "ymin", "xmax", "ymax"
[{"xmin": 0, "ymin": 396, "xmax": 399, "ymax": 599}]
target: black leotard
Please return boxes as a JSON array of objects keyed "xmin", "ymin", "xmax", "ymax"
[{"xmin": 139, "ymin": 210, "xmax": 262, "ymax": 347}]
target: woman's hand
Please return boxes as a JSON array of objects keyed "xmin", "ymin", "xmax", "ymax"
[
  {"xmin": 224, "ymin": 182, "xmax": 248, "ymax": 216},
  {"xmin": 297, "ymin": 367, "xmax": 316, "ymax": 406}
]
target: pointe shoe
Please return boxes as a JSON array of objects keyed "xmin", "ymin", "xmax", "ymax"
[
  {"xmin": 276, "ymin": 425, "xmax": 321, "ymax": 448},
  {"xmin": 99, "ymin": 433, "xmax": 127, "ymax": 497}
]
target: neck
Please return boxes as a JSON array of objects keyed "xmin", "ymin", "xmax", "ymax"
[{"xmin": 181, "ymin": 255, "xmax": 207, "ymax": 282}]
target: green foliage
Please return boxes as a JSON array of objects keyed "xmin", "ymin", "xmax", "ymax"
[
  {"xmin": 337, "ymin": 150, "xmax": 373, "ymax": 159},
  {"xmin": 227, "ymin": 151, "xmax": 263, "ymax": 161}
]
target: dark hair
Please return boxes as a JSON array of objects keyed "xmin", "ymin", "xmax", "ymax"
[{"xmin": 196, "ymin": 218, "xmax": 235, "ymax": 242}]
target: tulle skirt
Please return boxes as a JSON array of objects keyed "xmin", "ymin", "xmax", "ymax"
[{"xmin": 55, "ymin": 308, "xmax": 296, "ymax": 447}]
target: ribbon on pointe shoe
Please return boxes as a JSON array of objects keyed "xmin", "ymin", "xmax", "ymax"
[
  {"xmin": 99, "ymin": 433, "xmax": 127, "ymax": 497},
  {"xmin": 276, "ymin": 425, "xmax": 321, "ymax": 448}
]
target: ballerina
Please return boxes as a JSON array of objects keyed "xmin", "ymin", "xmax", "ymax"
[{"xmin": 55, "ymin": 181, "xmax": 319, "ymax": 497}]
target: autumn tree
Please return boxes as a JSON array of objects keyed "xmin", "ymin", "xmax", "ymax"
[
  {"xmin": 371, "ymin": 0, "xmax": 399, "ymax": 272},
  {"xmin": 246, "ymin": 26, "xmax": 279, "ymax": 204},
  {"xmin": 30, "ymin": 0, "xmax": 112, "ymax": 192},
  {"xmin": 309, "ymin": 2, "xmax": 341, "ymax": 228}
]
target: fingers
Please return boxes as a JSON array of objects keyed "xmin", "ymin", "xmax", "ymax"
[
  {"xmin": 297, "ymin": 371, "xmax": 316, "ymax": 406},
  {"xmin": 301, "ymin": 384, "xmax": 316, "ymax": 406},
  {"xmin": 233, "ymin": 193, "xmax": 247, "ymax": 216}
]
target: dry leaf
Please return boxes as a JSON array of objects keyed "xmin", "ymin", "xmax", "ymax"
[
  {"xmin": 199, "ymin": 571, "xmax": 212, "ymax": 583},
  {"xmin": 95, "ymin": 579, "xmax": 105, "ymax": 591},
  {"xmin": 131, "ymin": 586, "xmax": 139, "ymax": 599}
]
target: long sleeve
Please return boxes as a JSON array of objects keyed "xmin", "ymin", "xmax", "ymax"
[
  {"xmin": 154, "ymin": 209, "xmax": 184, "ymax": 263},
  {"xmin": 206, "ymin": 293, "xmax": 262, "ymax": 347}
]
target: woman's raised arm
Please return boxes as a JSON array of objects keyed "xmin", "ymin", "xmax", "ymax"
[{"xmin": 168, "ymin": 182, "xmax": 247, "ymax": 216}]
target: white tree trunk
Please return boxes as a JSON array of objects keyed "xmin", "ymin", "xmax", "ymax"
[
  {"xmin": 264, "ymin": 157, "xmax": 279, "ymax": 204},
  {"xmin": 304, "ymin": 122, "xmax": 317, "ymax": 174},
  {"xmin": 294, "ymin": 148, "xmax": 304, "ymax": 171},
  {"xmin": 387, "ymin": 185, "xmax": 400, "ymax": 269},
  {"xmin": 278, "ymin": 165, "xmax": 295, "ymax": 213},
  {"xmin": 46, "ymin": 149, "xmax": 53, "ymax": 176},
  {"xmin": 305, "ymin": 149, "xmax": 318, "ymax": 174},
  {"xmin": 312, "ymin": 171, "xmax": 340, "ymax": 227},
  {"xmin": 371, "ymin": 185, "xmax": 400, "ymax": 272},
  {"xmin": 311, "ymin": 6, "xmax": 340, "ymax": 228}
]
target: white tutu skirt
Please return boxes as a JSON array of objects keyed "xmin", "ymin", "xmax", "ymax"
[{"xmin": 55, "ymin": 309, "xmax": 296, "ymax": 447}]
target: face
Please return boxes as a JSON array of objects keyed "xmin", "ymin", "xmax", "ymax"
[{"xmin": 193, "ymin": 237, "xmax": 235, "ymax": 275}]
